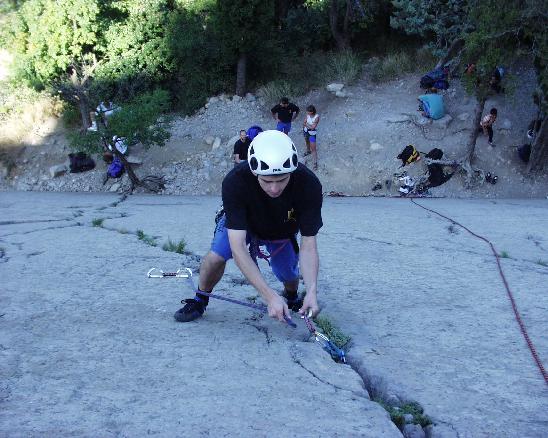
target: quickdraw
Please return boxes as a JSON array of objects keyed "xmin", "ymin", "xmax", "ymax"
[{"xmin": 148, "ymin": 266, "xmax": 347, "ymax": 362}]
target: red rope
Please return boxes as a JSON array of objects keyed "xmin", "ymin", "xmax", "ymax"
[{"xmin": 410, "ymin": 199, "xmax": 548, "ymax": 386}]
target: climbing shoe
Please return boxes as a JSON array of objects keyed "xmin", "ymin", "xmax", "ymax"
[
  {"xmin": 174, "ymin": 298, "xmax": 206, "ymax": 322},
  {"xmin": 283, "ymin": 290, "xmax": 303, "ymax": 312}
]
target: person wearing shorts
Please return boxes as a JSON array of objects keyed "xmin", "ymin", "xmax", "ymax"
[
  {"xmin": 271, "ymin": 97, "xmax": 300, "ymax": 134},
  {"xmin": 303, "ymin": 105, "xmax": 320, "ymax": 170},
  {"xmin": 175, "ymin": 130, "xmax": 323, "ymax": 324}
]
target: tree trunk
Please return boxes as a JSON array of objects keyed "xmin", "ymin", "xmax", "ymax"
[
  {"xmin": 275, "ymin": 0, "xmax": 290, "ymax": 26},
  {"xmin": 77, "ymin": 94, "xmax": 91, "ymax": 131},
  {"xmin": 329, "ymin": 0, "xmax": 348, "ymax": 51},
  {"xmin": 464, "ymin": 97, "xmax": 486, "ymax": 164},
  {"xmin": 435, "ymin": 38, "xmax": 465, "ymax": 70},
  {"xmin": 527, "ymin": 116, "xmax": 548, "ymax": 172},
  {"xmin": 235, "ymin": 52, "xmax": 247, "ymax": 97}
]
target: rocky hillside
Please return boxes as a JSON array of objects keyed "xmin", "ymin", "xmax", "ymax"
[{"xmin": 1, "ymin": 68, "xmax": 547, "ymax": 198}]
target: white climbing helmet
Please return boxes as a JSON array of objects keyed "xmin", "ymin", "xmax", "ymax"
[{"xmin": 248, "ymin": 130, "xmax": 299, "ymax": 175}]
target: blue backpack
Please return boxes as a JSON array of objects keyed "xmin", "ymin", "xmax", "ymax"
[
  {"xmin": 247, "ymin": 125, "xmax": 263, "ymax": 141},
  {"xmin": 107, "ymin": 157, "xmax": 124, "ymax": 178}
]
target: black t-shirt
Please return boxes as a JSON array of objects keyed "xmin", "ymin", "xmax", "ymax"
[
  {"xmin": 233, "ymin": 138, "xmax": 251, "ymax": 160},
  {"xmin": 222, "ymin": 162, "xmax": 323, "ymax": 240},
  {"xmin": 271, "ymin": 103, "xmax": 300, "ymax": 123}
]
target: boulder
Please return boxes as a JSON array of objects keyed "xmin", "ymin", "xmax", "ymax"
[
  {"xmin": 49, "ymin": 164, "xmax": 68, "ymax": 178},
  {"xmin": 232, "ymin": 95, "xmax": 242, "ymax": 103},
  {"xmin": 0, "ymin": 162, "xmax": 8, "ymax": 180},
  {"xmin": 245, "ymin": 93, "xmax": 256, "ymax": 102},
  {"xmin": 403, "ymin": 424, "xmax": 426, "ymax": 438},
  {"xmin": 457, "ymin": 113, "xmax": 470, "ymax": 122},
  {"xmin": 204, "ymin": 135, "xmax": 215, "ymax": 145},
  {"xmin": 208, "ymin": 96, "xmax": 219, "ymax": 105},
  {"xmin": 126, "ymin": 155, "xmax": 143, "ymax": 165},
  {"xmin": 335, "ymin": 90, "xmax": 349, "ymax": 98},
  {"xmin": 212, "ymin": 137, "xmax": 222, "ymax": 150},
  {"xmin": 432, "ymin": 114, "xmax": 453, "ymax": 129},
  {"xmin": 370, "ymin": 142, "xmax": 383, "ymax": 151},
  {"xmin": 109, "ymin": 182, "xmax": 121, "ymax": 192},
  {"xmin": 327, "ymin": 83, "xmax": 344, "ymax": 92}
]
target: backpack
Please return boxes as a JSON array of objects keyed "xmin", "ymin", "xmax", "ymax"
[
  {"xmin": 69, "ymin": 152, "xmax": 96, "ymax": 173},
  {"xmin": 247, "ymin": 125, "xmax": 263, "ymax": 141},
  {"xmin": 107, "ymin": 157, "xmax": 124, "ymax": 178},
  {"xmin": 433, "ymin": 79, "xmax": 449, "ymax": 90},
  {"xmin": 425, "ymin": 148, "xmax": 444, "ymax": 160},
  {"xmin": 397, "ymin": 145, "xmax": 420, "ymax": 167}
]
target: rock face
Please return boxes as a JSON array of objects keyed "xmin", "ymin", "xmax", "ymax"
[
  {"xmin": 49, "ymin": 164, "xmax": 68, "ymax": 178},
  {"xmin": 327, "ymin": 83, "xmax": 345, "ymax": 92}
]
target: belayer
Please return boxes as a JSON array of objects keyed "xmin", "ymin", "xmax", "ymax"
[{"xmin": 175, "ymin": 130, "xmax": 323, "ymax": 324}]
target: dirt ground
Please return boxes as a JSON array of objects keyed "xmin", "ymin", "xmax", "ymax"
[{"xmin": 1, "ymin": 67, "xmax": 547, "ymax": 198}]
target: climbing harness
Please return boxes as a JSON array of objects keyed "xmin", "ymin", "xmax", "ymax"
[
  {"xmin": 147, "ymin": 267, "xmax": 347, "ymax": 362},
  {"xmin": 410, "ymin": 199, "xmax": 548, "ymax": 386}
]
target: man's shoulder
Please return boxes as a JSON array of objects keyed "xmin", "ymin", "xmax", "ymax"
[
  {"xmin": 224, "ymin": 162, "xmax": 252, "ymax": 183},
  {"xmin": 293, "ymin": 164, "xmax": 321, "ymax": 187}
]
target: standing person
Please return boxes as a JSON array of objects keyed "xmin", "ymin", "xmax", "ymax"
[
  {"xmin": 480, "ymin": 107, "xmax": 498, "ymax": 146},
  {"xmin": 303, "ymin": 105, "xmax": 320, "ymax": 170},
  {"xmin": 175, "ymin": 130, "xmax": 322, "ymax": 324},
  {"xmin": 232, "ymin": 129, "xmax": 251, "ymax": 165},
  {"xmin": 271, "ymin": 97, "xmax": 300, "ymax": 134}
]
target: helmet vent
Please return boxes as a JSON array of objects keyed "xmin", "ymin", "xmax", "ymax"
[
  {"xmin": 249, "ymin": 146, "xmax": 255, "ymax": 155},
  {"xmin": 249, "ymin": 157, "xmax": 258, "ymax": 171},
  {"xmin": 282, "ymin": 158, "xmax": 290, "ymax": 168},
  {"xmin": 291, "ymin": 144, "xmax": 297, "ymax": 152},
  {"xmin": 260, "ymin": 161, "xmax": 269, "ymax": 171},
  {"xmin": 291, "ymin": 154, "xmax": 298, "ymax": 166}
]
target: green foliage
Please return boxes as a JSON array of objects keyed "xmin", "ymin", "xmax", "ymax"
[
  {"xmin": 92, "ymin": 218, "xmax": 104, "ymax": 227},
  {"xmin": 500, "ymin": 251, "xmax": 509, "ymax": 259},
  {"xmin": 323, "ymin": 50, "xmax": 362, "ymax": 84},
  {"xmin": 257, "ymin": 80, "xmax": 302, "ymax": 105},
  {"xmin": 367, "ymin": 51, "xmax": 415, "ymax": 83},
  {"xmin": 69, "ymin": 89, "xmax": 172, "ymax": 154},
  {"xmin": 12, "ymin": 0, "xmax": 101, "ymax": 85},
  {"xmin": 96, "ymin": 0, "xmax": 176, "ymax": 90},
  {"xmin": 137, "ymin": 229, "xmax": 157, "ymax": 246},
  {"xmin": 313, "ymin": 315, "xmax": 352, "ymax": 351},
  {"xmin": 390, "ymin": 0, "xmax": 470, "ymax": 57},
  {"xmin": 375, "ymin": 398, "xmax": 432, "ymax": 430},
  {"xmin": 162, "ymin": 238, "xmax": 187, "ymax": 254},
  {"xmin": 536, "ymin": 260, "xmax": 548, "ymax": 267}
]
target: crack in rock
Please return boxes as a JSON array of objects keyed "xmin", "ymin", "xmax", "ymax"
[{"xmin": 246, "ymin": 323, "xmax": 271, "ymax": 345}]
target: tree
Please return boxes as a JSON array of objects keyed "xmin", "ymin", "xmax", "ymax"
[
  {"xmin": 328, "ymin": 0, "xmax": 369, "ymax": 51},
  {"xmin": 215, "ymin": 0, "xmax": 277, "ymax": 96},
  {"xmin": 71, "ymin": 89, "xmax": 172, "ymax": 192}
]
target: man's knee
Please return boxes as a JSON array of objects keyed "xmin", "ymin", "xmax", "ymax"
[{"xmin": 201, "ymin": 251, "xmax": 226, "ymax": 271}]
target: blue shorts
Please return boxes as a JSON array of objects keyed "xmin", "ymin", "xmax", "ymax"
[
  {"xmin": 211, "ymin": 215, "xmax": 299, "ymax": 283},
  {"xmin": 276, "ymin": 121, "xmax": 292, "ymax": 134},
  {"xmin": 304, "ymin": 131, "xmax": 317, "ymax": 143}
]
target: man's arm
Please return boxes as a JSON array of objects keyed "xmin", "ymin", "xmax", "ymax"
[
  {"xmin": 291, "ymin": 104, "xmax": 300, "ymax": 121},
  {"xmin": 271, "ymin": 105, "xmax": 279, "ymax": 121},
  {"xmin": 227, "ymin": 229, "xmax": 291, "ymax": 322},
  {"xmin": 298, "ymin": 235, "xmax": 320, "ymax": 316}
]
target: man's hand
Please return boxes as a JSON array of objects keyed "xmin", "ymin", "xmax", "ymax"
[
  {"xmin": 267, "ymin": 292, "xmax": 291, "ymax": 323},
  {"xmin": 299, "ymin": 293, "xmax": 320, "ymax": 318}
]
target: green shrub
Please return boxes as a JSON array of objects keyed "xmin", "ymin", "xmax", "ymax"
[
  {"xmin": 323, "ymin": 50, "xmax": 362, "ymax": 84},
  {"xmin": 500, "ymin": 251, "xmax": 509, "ymax": 258},
  {"xmin": 162, "ymin": 238, "xmax": 187, "ymax": 254},
  {"xmin": 257, "ymin": 80, "xmax": 301, "ymax": 106},
  {"xmin": 137, "ymin": 229, "xmax": 157, "ymax": 247},
  {"xmin": 368, "ymin": 51, "xmax": 415, "ymax": 83},
  {"xmin": 313, "ymin": 315, "xmax": 352, "ymax": 351},
  {"xmin": 92, "ymin": 218, "xmax": 104, "ymax": 227}
]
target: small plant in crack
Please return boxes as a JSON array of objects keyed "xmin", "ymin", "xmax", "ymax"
[
  {"xmin": 374, "ymin": 398, "xmax": 432, "ymax": 430},
  {"xmin": 499, "ymin": 251, "xmax": 510, "ymax": 258},
  {"xmin": 447, "ymin": 224, "xmax": 458, "ymax": 234},
  {"xmin": 536, "ymin": 259, "xmax": 548, "ymax": 267},
  {"xmin": 92, "ymin": 218, "xmax": 104, "ymax": 227},
  {"xmin": 313, "ymin": 315, "xmax": 352, "ymax": 351},
  {"xmin": 246, "ymin": 295, "xmax": 259, "ymax": 303},
  {"xmin": 162, "ymin": 238, "xmax": 187, "ymax": 254},
  {"xmin": 137, "ymin": 229, "xmax": 157, "ymax": 247}
]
